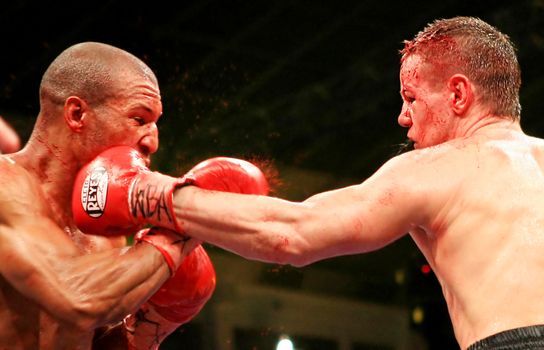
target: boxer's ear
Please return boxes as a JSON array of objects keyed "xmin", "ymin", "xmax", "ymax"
[
  {"xmin": 448, "ymin": 74, "xmax": 473, "ymax": 116},
  {"xmin": 64, "ymin": 96, "xmax": 89, "ymax": 133}
]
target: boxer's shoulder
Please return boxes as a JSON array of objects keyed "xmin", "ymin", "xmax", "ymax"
[
  {"xmin": 0, "ymin": 155, "xmax": 42, "ymax": 193},
  {"xmin": 0, "ymin": 155, "xmax": 54, "ymax": 224},
  {"xmin": 0, "ymin": 154, "xmax": 21, "ymax": 170}
]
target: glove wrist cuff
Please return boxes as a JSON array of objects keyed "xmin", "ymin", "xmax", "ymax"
[
  {"xmin": 135, "ymin": 228, "xmax": 192, "ymax": 276},
  {"xmin": 129, "ymin": 172, "xmax": 186, "ymax": 231}
]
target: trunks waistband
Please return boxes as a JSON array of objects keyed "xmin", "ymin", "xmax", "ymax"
[{"xmin": 467, "ymin": 325, "xmax": 544, "ymax": 350}]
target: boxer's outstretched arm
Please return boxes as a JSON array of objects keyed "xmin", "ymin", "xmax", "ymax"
[{"xmin": 174, "ymin": 153, "xmax": 425, "ymax": 266}]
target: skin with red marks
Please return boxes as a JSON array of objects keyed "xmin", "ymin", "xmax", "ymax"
[
  {"xmin": 273, "ymin": 235, "xmax": 290, "ymax": 252},
  {"xmin": 170, "ymin": 23, "xmax": 544, "ymax": 349},
  {"xmin": 398, "ymin": 55, "xmax": 457, "ymax": 149}
]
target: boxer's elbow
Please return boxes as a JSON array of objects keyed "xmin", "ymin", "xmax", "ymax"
[
  {"xmin": 65, "ymin": 303, "xmax": 104, "ymax": 331},
  {"xmin": 268, "ymin": 233, "xmax": 317, "ymax": 268},
  {"xmin": 283, "ymin": 229, "xmax": 321, "ymax": 267},
  {"xmin": 62, "ymin": 293, "xmax": 128, "ymax": 330},
  {"xmin": 39, "ymin": 294, "xmax": 98, "ymax": 330},
  {"xmin": 258, "ymin": 236, "xmax": 307, "ymax": 267},
  {"xmin": 257, "ymin": 206, "xmax": 320, "ymax": 267}
]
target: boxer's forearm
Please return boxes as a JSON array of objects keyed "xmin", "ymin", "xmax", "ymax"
[
  {"xmin": 54, "ymin": 243, "xmax": 172, "ymax": 328},
  {"xmin": 173, "ymin": 186, "xmax": 314, "ymax": 266},
  {"xmin": 3, "ymin": 235, "xmax": 171, "ymax": 330},
  {"xmin": 174, "ymin": 180, "xmax": 413, "ymax": 267}
]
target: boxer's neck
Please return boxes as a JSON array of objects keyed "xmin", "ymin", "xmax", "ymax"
[{"xmin": 15, "ymin": 127, "xmax": 80, "ymax": 215}]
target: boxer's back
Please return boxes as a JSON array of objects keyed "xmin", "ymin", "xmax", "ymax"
[{"xmin": 409, "ymin": 130, "xmax": 544, "ymax": 348}]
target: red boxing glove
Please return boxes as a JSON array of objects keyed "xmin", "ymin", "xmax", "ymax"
[
  {"xmin": 135, "ymin": 227, "xmax": 200, "ymax": 276},
  {"xmin": 72, "ymin": 146, "xmax": 185, "ymax": 236},
  {"xmin": 124, "ymin": 243, "xmax": 216, "ymax": 350},
  {"xmin": 148, "ymin": 243, "xmax": 216, "ymax": 323},
  {"xmin": 183, "ymin": 157, "xmax": 270, "ymax": 195},
  {"xmin": 73, "ymin": 149, "xmax": 269, "ymax": 237}
]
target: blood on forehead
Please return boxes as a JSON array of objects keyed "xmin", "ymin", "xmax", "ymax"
[
  {"xmin": 400, "ymin": 55, "xmax": 422, "ymax": 87},
  {"xmin": 401, "ymin": 55, "xmax": 460, "ymax": 92},
  {"xmin": 402, "ymin": 36, "xmax": 463, "ymax": 82}
]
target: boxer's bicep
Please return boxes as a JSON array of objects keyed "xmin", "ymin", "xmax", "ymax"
[
  {"xmin": 348, "ymin": 179, "xmax": 420, "ymax": 250},
  {"xmin": 346, "ymin": 157, "xmax": 427, "ymax": 248},
  {"xmin": 294, "ymin": 183, "xmax": 413, "ymax": 262},
  {"xmin": 0, "ymin": 216, "xmax": 82, "ymax": 321},
  {"xmin": 295, "ymin": 157, "xmax": 425, "ymax": 260}
]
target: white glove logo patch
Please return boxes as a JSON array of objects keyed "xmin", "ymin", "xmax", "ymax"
[{"xmin": 80, "ymin": 166, "xmax": 108, "ymax": 218}]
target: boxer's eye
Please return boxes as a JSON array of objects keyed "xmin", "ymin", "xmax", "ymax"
[
  {"xmin": 401, "ymin": 90, "xmax": 415, "ymax": 103},
  {"xmin": 132, "ymin": 117, "xmax": 145, "ymax": 126}
]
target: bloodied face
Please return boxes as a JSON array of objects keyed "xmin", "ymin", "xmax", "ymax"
[{"xmin": 397, "ymin": 55, "xmax": 457, "ymax": 149}]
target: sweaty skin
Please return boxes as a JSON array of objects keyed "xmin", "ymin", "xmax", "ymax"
[
  {"xmin": 0, "ymin": 42, "xmax": 189, "ymax": 349},
  {"xmin": 171, "ymin": 55, "xmax": 544, "ymax": 349},
  {"xmin": 0, "ymin": 155, "xmax": 171, "ymax": 349}
]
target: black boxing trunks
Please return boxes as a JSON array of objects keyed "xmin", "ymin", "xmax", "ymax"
[{"xmin": 467, "ymin": 325, "xmax": 544, "ymax": 349}]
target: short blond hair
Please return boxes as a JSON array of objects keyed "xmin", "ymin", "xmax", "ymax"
[{"xmin": 401, "ymin": 17, "xmax": 521, "ymax": 119}]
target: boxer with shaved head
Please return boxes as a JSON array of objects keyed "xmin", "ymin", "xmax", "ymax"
[{"xmin": 0, "ymin": 42, "xmax": 268, "ymax": 349}]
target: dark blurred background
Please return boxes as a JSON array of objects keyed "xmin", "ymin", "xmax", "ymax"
[{"xmin": 1, "ymin": 1, "xmax": 544, "ymax": 349}]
